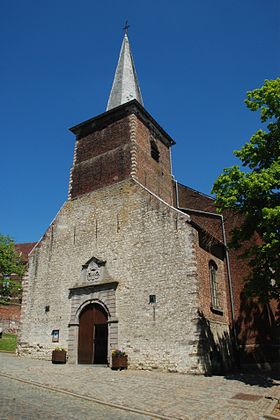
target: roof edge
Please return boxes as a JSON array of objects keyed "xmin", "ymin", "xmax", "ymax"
[
  {"xmin": 69, "ymin": 100, "xmax": 175, "ymax": 146},
  {"xmin": 176, "ymin": 181, "xmax": 215, "ymax": 201}
]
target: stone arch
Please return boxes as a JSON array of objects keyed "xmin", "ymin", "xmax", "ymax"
[
  {"xmin": 75, "ymin": 298, "xmax": 111, "ymax": 324},
  {"xmin": 68, "ymin": 281, "xmax": 118, "ymax": 365}
]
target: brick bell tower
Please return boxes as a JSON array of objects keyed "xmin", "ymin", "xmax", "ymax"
[{"xmin": 68, "ymin": 30, "xmax": 175, "ymax": 205}]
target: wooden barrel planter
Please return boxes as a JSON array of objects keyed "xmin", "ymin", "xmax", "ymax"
[
  {"xmin": 52, "ymin": 349, "xmax": 67, "ymax": 364},
  {"xmin": 111, "ymin": 355, "xmax": 128, "ymax": 370}
]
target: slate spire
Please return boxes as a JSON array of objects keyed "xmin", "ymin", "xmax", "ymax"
[{"xmin": 106, "ymin": 33, "xmax": 144, "ymax": 111}]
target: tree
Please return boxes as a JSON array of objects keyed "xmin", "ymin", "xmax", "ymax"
[
  {"xmin": 0, "ymin": 234, "xmax": 25, "ymax": 303},
  {"xmin": 212, "ymin": 79, "xmax": 280, "ymax": 302}
]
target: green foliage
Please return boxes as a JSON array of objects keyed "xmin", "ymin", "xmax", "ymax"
[
  {"xmin": 0, "ymin": 333, "xmax": 17, "ymax": 352},
  {"xmin": 0, "ymin": 235, "xmax": 25, "ymax": 277},
  {"xmin": 0, "ymin": 234, "xmax": 25, "ymax": 303},
  {"xmin": 0, "ymin": 278, "xmax": 22, "ymax": 304},
  {"xmin": 212, "ymin": 79, "xmax": 280, "ymax": 301}
]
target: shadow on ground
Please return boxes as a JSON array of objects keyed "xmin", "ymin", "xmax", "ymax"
[{"xmin": 223, "ymin": 372, "xmax": 280, "ymax": 388}]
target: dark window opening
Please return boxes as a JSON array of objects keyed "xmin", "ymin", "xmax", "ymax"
[
  {"xmin": 150, "ymin": 139, "xmax": 160, "ymax": 162},
  {"xmin": 149, "ymin": 294, "xmax": 156, "ymax": 304},
  {"xmin": 209, "ymin": 261, "xmax": 219, "ymax": 309}
]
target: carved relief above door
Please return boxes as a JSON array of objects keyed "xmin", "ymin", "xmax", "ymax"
[
  {"xmin": 67, "ymin": 255, "xmax": 118, "ymax": 365},
  {"xmin": 80, "ymin": 256, "xmax": 109, "ymax": 285}
]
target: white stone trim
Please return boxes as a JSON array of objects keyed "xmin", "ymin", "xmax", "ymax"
[{"xmin": 131, "ymin": 176, "xmax": 191, "ymax": 221}]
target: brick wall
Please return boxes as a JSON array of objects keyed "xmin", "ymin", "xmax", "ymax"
[
  {"xmin": 196, "ymin": 242, "xmax": 228, "ymax": 324},
  {"xmin": 0, "ymin": 304, "xmax": 21, "ymax": 332},
  {"xmin": 175, "ymin": 182, "xmax": 280, "ymax": 368},
  {"xmin": 195, "ymin": 237, "xmax": 234, "ymax": 372},
  {"xmin": 131, "ymin": 115, "xmax": 173, "ymax": 205},
  {"xmin": 174, "ymin": 183, "xmax": 223, "ymax": 241},
  {"xmin": 69, "ymin": 117, "xmax": 132, "ymax": 198},
  {"xmin": 69, "ymin": 102, "xmax": 174, "ymax": 205}
]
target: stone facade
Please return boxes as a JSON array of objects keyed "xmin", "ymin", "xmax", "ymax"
[
  {"xmin": 20, "ymin": 178, "xmax": 202, "ymax": 372},
  {"xmin": 19, "ymin": 101, "xmax": 233, "ymax": 374}
]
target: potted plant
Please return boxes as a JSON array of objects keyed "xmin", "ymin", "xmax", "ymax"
[
  {"xmin": 111, "ymin": 349, "xmax": 128, "ymax": 370},
  {"xmin": 52, "ymin": 347, "xmax": 67, "ymax": 364}
]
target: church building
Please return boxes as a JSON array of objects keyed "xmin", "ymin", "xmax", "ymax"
[{"xmin": 19, "ymin": 32, "xmax": 278, "ymax": 373}]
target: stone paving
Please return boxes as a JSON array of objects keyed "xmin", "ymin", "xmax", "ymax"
[
  {"xmin": 0, "ymin": 375, "xmax": 147, "ymax": 419},
  {"xmin": 0, "ymin": 353, "xmax": 279, "ymax": 419}
]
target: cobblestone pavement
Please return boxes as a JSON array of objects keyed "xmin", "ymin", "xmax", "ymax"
[
  {"xmin": 0, "ymin": 353, "xmax": 279, "ymax": 419},
  {"xmin": 0, "ymin": 375, "xmax": 149, "ymax": 419}
]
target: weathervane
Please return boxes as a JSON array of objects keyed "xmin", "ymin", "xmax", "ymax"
[{"xmin": 123, "ymin": 20, "xmax": 130, "ymax": 35}]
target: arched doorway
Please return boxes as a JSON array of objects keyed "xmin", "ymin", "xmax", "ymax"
[{"xmin": 78, "ymin": 303, "xmax": 108, "ymax": 364}]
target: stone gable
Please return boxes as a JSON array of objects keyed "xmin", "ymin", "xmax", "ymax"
[{"xmin": 19, "ymin": 179, "xmax": 204, "ymax": 372}]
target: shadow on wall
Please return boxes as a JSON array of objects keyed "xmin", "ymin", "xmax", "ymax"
[
  {"xmin": 198, "ymin": 296, "xmax": 280, "ymax": 376},
  {"xmin": 235, "ymin": 293, "xmax": 280, "ymax": 372},
  {"xmin": 197, "ymin": 310, "xmax": 236, "ymax": 375}
]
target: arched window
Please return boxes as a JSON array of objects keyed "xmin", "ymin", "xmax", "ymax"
[{"xmin": 209, "ymin": 261, "xmax": 218, "ymax": 308}]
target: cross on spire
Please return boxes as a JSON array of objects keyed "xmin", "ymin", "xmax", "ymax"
[{"xmin": 123, "ymin": 20, "xmax": 130, "ymax": 35}]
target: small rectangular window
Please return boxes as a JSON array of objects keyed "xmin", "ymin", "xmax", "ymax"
[
  {"xmin": 149, "ymin": 294, "xmax": 156, "ymax": 304},
  {"xmin": 51, "ymin": 329, "xmax": 59, "ymax": 342}
]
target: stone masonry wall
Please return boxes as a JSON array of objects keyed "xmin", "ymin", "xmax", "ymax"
[{"xmin": 19, "ymin": 179, "xmax": 202, "ymax": 373}]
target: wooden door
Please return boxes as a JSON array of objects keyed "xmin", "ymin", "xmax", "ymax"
[
  {"xmin": 78, "ymin": 304, "xmax": 94, "ymax": 364},
  {"xmin": 78, "ymin": 303, "xmax": 108, "ymax": 364}
]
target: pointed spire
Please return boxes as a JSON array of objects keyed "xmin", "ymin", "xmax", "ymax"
[{"xmin": 106, "ymin": 32, "xmax": 144, "ymax": 111}]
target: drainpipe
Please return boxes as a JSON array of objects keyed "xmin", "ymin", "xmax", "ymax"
[{"xmin": 175, "ymin": 181, "xmax": 237, "ymax": 346}]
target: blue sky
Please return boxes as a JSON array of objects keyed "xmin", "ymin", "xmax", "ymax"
[{"xmin": 0, "ymin": 0, "xmax": 278, "ymax": 243}]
